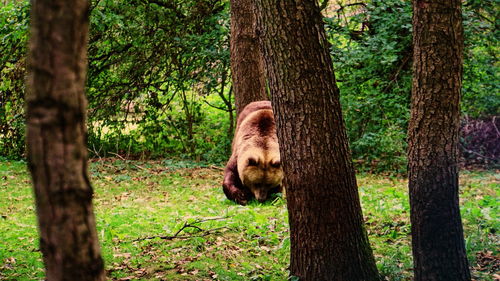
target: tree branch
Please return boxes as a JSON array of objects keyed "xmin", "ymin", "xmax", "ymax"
[
  {"xmin": 203, "ymin": 100, "xmax": 229, "ymax": 111},
  {"xmin": 131, "ymin": 217, "xmax": 232, "ymax": 242},
  {"xmin": 319, "ymin": 0, "xmax": 329, "ymax": 11}
]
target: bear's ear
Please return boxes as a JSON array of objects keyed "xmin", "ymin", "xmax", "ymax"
[
  {"xmin": 270, "ymin": 160, "xmax": 280, "ymax": 168},
  {"xmin": 248, "ymin": 158, "xmax": 259, "ymax": 166}
]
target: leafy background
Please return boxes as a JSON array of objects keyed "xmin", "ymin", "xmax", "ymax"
[
  {"xmin": 0, "ymin": 0, "xmax": 498, "ymax": 171},
  {"xmin": 0, "ymin": 1, "xmax": 498, "ymax": 280}
]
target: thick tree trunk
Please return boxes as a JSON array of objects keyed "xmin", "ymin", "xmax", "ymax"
[
  {"xmin": 26, "ymin": 0, "xmax": 105, "ymax": 280},
  {"xmin": 255, "ymin": 1, "xmax": 379, "ymax": 280},
  {"xmin": 408, "ymin": 0, "xmax": 470, "ymax": 280},
  {"xmin": 230, "ymin": 0, "xmax": 267, "ymax": 115}
]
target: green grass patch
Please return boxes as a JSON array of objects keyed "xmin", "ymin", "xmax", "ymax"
[{"xmin": 0, "ymin": 159, "xmax": 498, "ymax": 280}]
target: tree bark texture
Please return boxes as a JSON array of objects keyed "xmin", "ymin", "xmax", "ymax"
[
  {"xmin": 26, "ymin": 0, "xmax": 105, "ymax": 280},
  {"xmin": 230, "ymin": 0, "xmax": 268, "ymax": 115},
  {"xmin": 409, "ymin": 0, "xmax": 470, "ymax": 280},
  {"xmin": 255, "ymin": 1, "xmax": 379, "ymax": 280}
]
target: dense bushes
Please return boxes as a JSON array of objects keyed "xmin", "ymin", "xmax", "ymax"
[
  {"xmin": 1, "ymin": 0, "xmax": 233, "ymax": 163},
  {"xmin": 0, "ymin": 0, "xmax": 498, "ymax": 170},
  {"xmin": 85, "ymin": 0, "xmax": 232, "ymax": 163},
  {"xmin": 325, "ymin": 0, "xmax": 413, "ymax": 172},
  {"xmin": 325, "ymin": 0, "xmax": 498, "ymax": 172},
  {"xmin": 461, "ymin": 117, "xmax": 500, "ymax": 168},
  {"xmin": 0, "ymin": 1, "xmax": 28, "ymax": 159},
  {"xmin": 462, "ymin": 0, "xmax": 499, "ymax": 118}
]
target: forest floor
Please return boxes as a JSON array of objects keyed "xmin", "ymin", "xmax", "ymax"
[{"xmin": 0, "ymin": 159, "xmax": 498, "ymax": 281}]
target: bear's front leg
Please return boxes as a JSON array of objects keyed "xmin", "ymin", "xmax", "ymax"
[{"xmin": 222, "ymin": 158, "xmax": 252, "ymax": 205}]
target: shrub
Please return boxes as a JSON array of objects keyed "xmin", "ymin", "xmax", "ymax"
[{"xmin": 460, "ymin": 116, "xmax": 500, "ymax": 168}]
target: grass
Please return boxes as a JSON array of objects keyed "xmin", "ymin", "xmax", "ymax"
[{"xmin": 0, "ymin": 159, "xmax": 498, "ymax": 280}]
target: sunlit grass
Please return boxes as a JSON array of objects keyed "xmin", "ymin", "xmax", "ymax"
[{"xmin": 0, "ymin": 160, "xmax": 497, "ymax": 280}]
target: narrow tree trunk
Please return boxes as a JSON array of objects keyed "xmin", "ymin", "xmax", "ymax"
[
  {"xmin": 255, "ymin": 1, "xmax": 379, "ymax": 280},
  {"xmin": 230, "ymin": 0, "xmax": 267, "ymax": 115},
  {"xmin": 26, "ymin": 0, "xmax": 105, "ymax": 280},
  {"xmin": 408, "ymin": 0, "xmax": 470, "ymax": 280}
]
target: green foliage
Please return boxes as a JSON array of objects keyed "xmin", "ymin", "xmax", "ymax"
[
  {"xmin": 0, "ymin": 0, "xmax": 497, "ymax": 172},
  {"xmin": 0, "ymin": 1, "xmax": 29, "ymax": 159},
  {"xmin": 86, "ymin": 0, "xmax": 232, "ymax": 162},
  {"xmin": 325, "ymin": 0, "xmax": 499, "ymax": 172},
  {"xmin": 1, "ymin": 160, "xmax": 498, "ymax": 280},
  {"xmin": 325, "ymin": 0, "xmax": 413, "ymax": 173},
  {"xmin": 0, "ymin": 0, "xmax": 233, "ymax": 162},
  {"xmin": 462, "ymin": 0, "xmax": 500, "ymax": 118}
]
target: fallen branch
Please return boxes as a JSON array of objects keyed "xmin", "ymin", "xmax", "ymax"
[
  {"xmin": 209, "ymin": 165, "xmax": 224, "ymax": 171},
  {"xmin": 492, "ymin": 116, "xmax": 499, "ymax": 137},
  {"xmin": 108, "ymin": 152, "xmax": 148, "ymax": 171},
  {"xmin": 90, "ymin": 143, "xmax": 103, "ymax": 161},
  {"xmin": 460, "ymin": 144, "xmax": 498, "ymax": 161},
  {"xmin": 131, "ymin": 216, "xmax": 232, "ymax": 242}
]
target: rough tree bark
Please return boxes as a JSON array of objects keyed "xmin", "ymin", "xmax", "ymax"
[
  {"xmin": 26, "ymin": 0, "xmax": 105, "ymax": 280},
  {"xmin": 408, "ymin": 0, "xmax": 470, "ymax": 280},
  {"xmin": 230, "ymin": 0, "xmax": 268, "ymax": 115},
  {"xmin": 255, "ymin": 1, "xmax": 379, "ymax": 280}
]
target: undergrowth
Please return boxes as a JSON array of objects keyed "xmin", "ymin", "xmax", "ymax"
[{"xmin": 0, "ymin": 159, "xmax": 498, "ymax": 280}]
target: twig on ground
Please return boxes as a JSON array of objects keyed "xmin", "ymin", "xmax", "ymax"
[
  {"xmin": 189, "ymin": 216, "xmax": 232, "ymax": 223},
  {"xmin": 130, "ymin": 216, "xmax": 232, "ymax": 242},
  {"xmin": 108, "ymin": 152, "xmax": 148, "ymax": 171},
  {"xmin": 492, "ymin": 116, "xmax": 499, "ymax": 137},
  {"xmin": 131, "ymin": 226, "xmax": 229, "ymax": 242},
  {"xmin": 88, "ymin": 143, "xmax": 102, "ymax": 161},
  {"xmin": 460, "ymin": 144, "xmax": 497, "ymax": 161},
  {"xmin": 209, "ymin": 165, "xmax": 224, "ymax": 171},
  {"xmin": 108, "ymin": 151, "xmax": 126, "ymax": 160}
]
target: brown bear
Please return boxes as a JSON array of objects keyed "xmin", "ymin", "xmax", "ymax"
[{"xmin": 222, "ymin": 101, "xmax": 284, "ymax": 205}]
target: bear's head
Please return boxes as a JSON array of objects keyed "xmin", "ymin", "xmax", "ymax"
[{"xmin": 237, "ymin": 144, "xmax": 283, "ymax": 202}]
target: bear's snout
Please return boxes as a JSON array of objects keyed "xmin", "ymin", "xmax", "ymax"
[{"xmin": 253, "ymin": 189, "xmax": 268, "ymax": 202}]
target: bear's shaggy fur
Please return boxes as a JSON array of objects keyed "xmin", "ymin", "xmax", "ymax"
[{"xmin": 222, "ymin": 101, "xmax": 283, "ymax": 205}]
